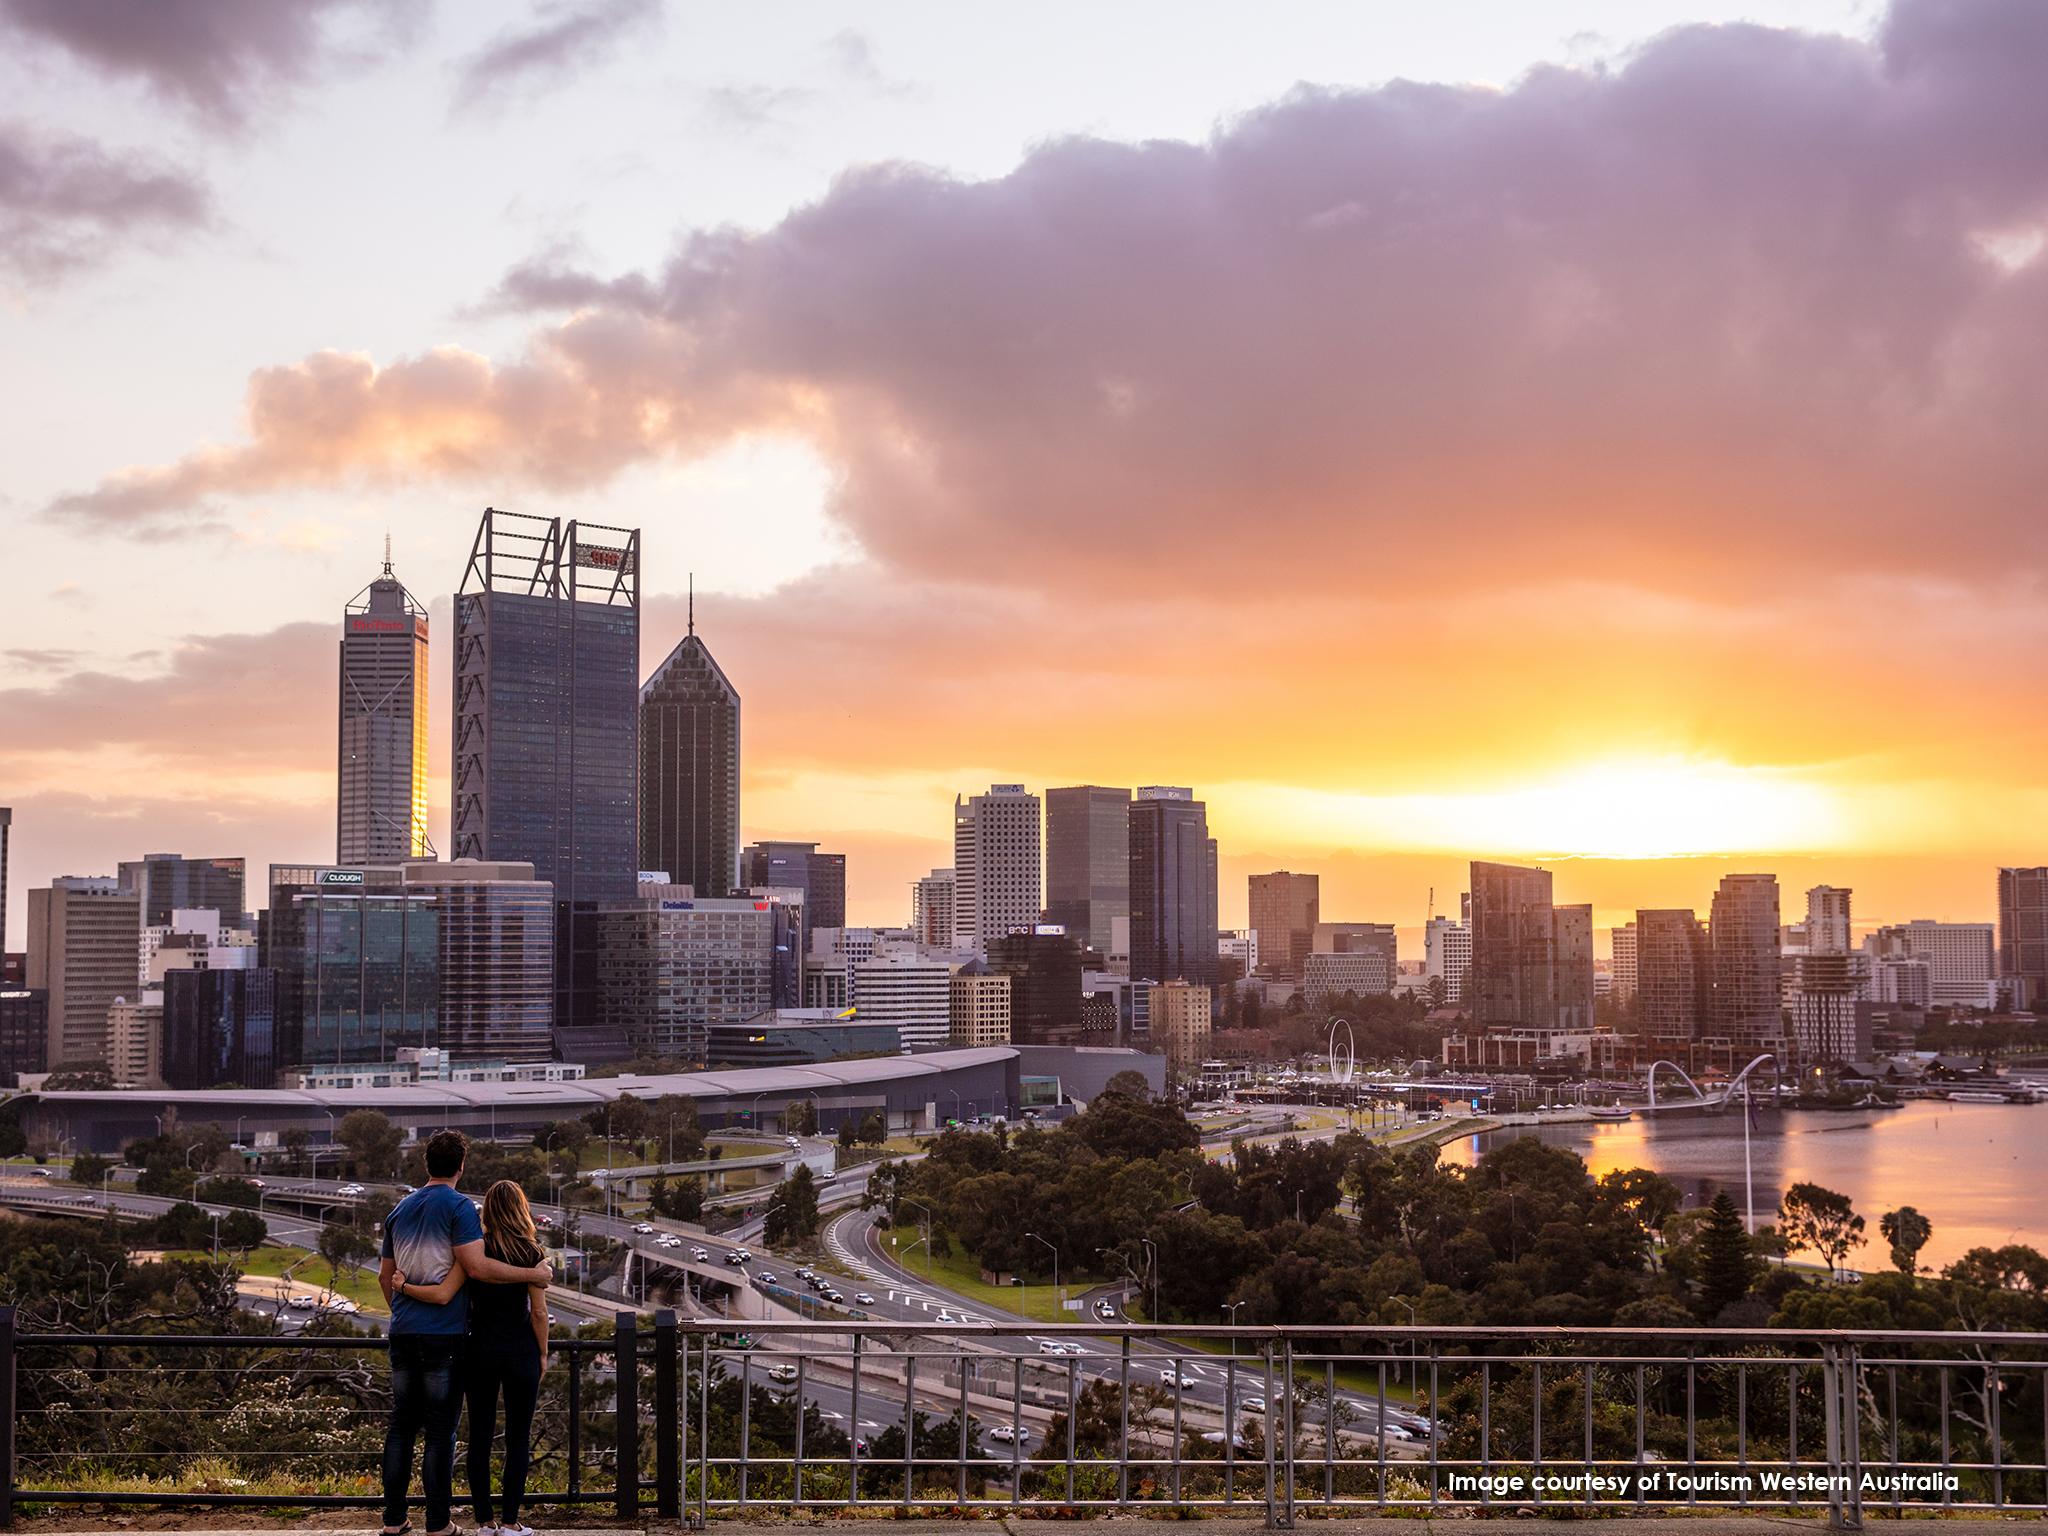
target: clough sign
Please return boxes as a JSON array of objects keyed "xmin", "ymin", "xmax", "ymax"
[{"xmin": 575, "ymin": 543, "xmax": 633, "ymax": 572}]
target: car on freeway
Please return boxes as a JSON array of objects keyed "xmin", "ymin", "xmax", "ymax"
[
  {"xmin": 767, "ymin": 1363, "xmax": 798, "ymax": 1383},
  {"xmin": 321, "ymin": 1297, "xmax": 360, "ymax": 1316},
  {"xmin": 1037, "ymin": 1340, "xmax": 1085, "ymax": 1356},
  {"xmin": 692, "ymin": 1247, "xmax": 709, "ymax": 1261},
  {"xmin": 633, "ymin": 1222, "xmax": 655, "ymax": 1234},
  {"xmin": 338, "ymin": 1182, "xmax": 365, "ymax": 1196},
  {"xmin": 854, "ymin": 1292, "xmax": 875, "ymax": 1306},
  {"xmin": 1094, "ymin": 1300, "xmax": 1118, "ymax": 1319},
  {"xmin": 1238, "ymin": 1395, "xmax": 1266, "ymax": 1413},
  {"xmin": 936, "ymin": 1309, "xmax": 956, "ymax": 1323},
  {"xmin": 987, "ymin": 1423, "xmax": 1030, "ymax": 1444},
  {"xmin": 724, "ymin": 1250, "xmax": 746, "ymax": 1265},
  {"xmin": 286, "ymin": 1293, "xmax": 320, "ymax": 1310},
  {"xmin": 825, "ymin": 1290, "xmax": 845, "ymax": 1304},
  {"xmin": 758, "ymin": 1272, "xmax": 778, "ymax": 1286},
  {"xmin": 735, "ymin": 1248, "xmax": 753, "ymax": 1263},
  {"xmin": 1157, "ymin": 1369, "xmax": 1197, "ymax": 1389},
  {"xmin": 1381, "ymin": 1425, "xmax": 1415, "ymax": 1441},
  {"xmin": 26, "ymin": 1167, "xmax": 52, "ymax": 1178}
]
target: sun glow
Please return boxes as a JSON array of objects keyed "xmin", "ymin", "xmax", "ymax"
[{"xmin": 1220, "ymin": 757, "xmax": 1848, "ymax": 861}]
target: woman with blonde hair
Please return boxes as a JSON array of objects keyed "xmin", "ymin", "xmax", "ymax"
[{"xmin": 392, "ymin": 1178, "xmax": 550, "ymax": 1536}]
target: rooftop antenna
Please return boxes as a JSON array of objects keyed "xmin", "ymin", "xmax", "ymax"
[
  {"xmin": 687, "ymin": 571, "xmax": 695, "ymax": 636},
  {"xmin": 382, "ymin": 529, "xmax": 394, "ymax": 577}
]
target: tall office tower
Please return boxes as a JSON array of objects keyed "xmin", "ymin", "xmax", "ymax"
[
  {"xmin": 452, "ymin": 508, "xmax": 641, "ymax": 904},
  {"xmin": 1552, "ymin": 904, "xmax": 1595, "ymax": 1029},
  {"xmin": 851, "ymin": 951, "xmax": 956, "ymax": 1047},
  {"xmin": 949, "ymin": 967, "xmax": 1013, "ymax": 1047},
  {"xmin": 264, "ymin": 864, "xmax": 439, "ymax": 1073},
  {"xmin": 1128, "ymin": 787, "xmax": 1218, "ymax": 987},
  {"xmin": 911, "ymin": 869, "xmax": 955, "ymax": 949},
  {"xmin": 1710, "ymin": 873, "xmax": 1784, "ymax": 1048},
  {"xmin": 1997, "ymin": 867, "xmax": 2048, "ymax": 1008},
  {"xmin": 1467, "ymin": 860, "xmax": 1558, "ymax": 1029},
  {"xmin": 1248, "ymin": 871, "xmax": 1320, "ymax": 980},
  {"xmin": 117, "ymin": 854, "xmax": 247, "ymax": 930},
  {"xmin": 0, "ymin": 807, "xmax": 11, "ymax": 953},
  {"xmin": 952, "ymin": 785, "xmax": 1042, "ymax": 949},
  {"xmin": 741, "ymin": 841, "xmax": 847, "ymax": 932},
  {"xmin": 1423, "ymin": 915, "xmax": 1472, "ymax": 1004},
  {"xmin": 638, "ymin": 603, "xmax": 741, "ymax": 898},
  {"xmin": 1148, "ymin": 981, "xmax": 1213, "ymax": 1075},
  {"xmin": 1635, "ymin": 909, "xmax": 1711, "ymax": 1047},
  {"xmin": 1044, "ymin": 786, "xmax": 1131, "ymax": 954},
  {"xmin": 988, "ymin": 926, "xmax": 1085, "ymax": 1041},
  {"xmin": 1805, "ymin": 886, "xmax": 1852, "ymax": 954},
  {"xmin": 162, "ymin": 968, "xmax": 279, "ymax": 1089},
  {"xmin": 1609, "ymin": 922, "xmax": 1639, "ymax": 1003},
  {"xmin": 591, "ymin": 886, "xmax": 798, "ymax": 1062},
  {"xmin": 1868, "ymin": 920, "xmax": 1996, "ymax": 1007},
  {"xmin": 338, "ymin": 545, "xmax": 430, "ymax": 862},
  {"xmin": 25, "ymin": 876, "xmax": 141, "ymax": 1069}
]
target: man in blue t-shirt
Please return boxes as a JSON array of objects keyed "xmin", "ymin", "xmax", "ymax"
[{"xmin": 377, "ymin": 1129, "xmax": 550, "ymax": 1536}]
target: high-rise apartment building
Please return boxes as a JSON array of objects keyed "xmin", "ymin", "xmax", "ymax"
[
  {"xmin": 1789, "ymin": 950, "xmax": 1866, "ymax": 1063},
  {"xmin": 591, "ymin": 887, "xmax": 799, "ymax": 1062},
  {"xmin": 1128, "ymin": 787, "xmax": 1218, "ymax": 987},
  {"xmin": 1866, "ymin": 920, "xmax": 1996, "ymax": 1008},
  {"xmin": 1635, "ymin": 909, "xmax": 1710, "ymax": 1047},
  {"xmin": 1044, "ymin": 786, "xmax": 1130, "ymax": 955},
  {"xmin": 1148, "ymin": 981, "xmax": 1212, "ymax": 1075},
  {"xmin": 1248, "ymin": 872, "xmax": 1319, "ymax": 980},
  {"xmin": 1552, "ymin": 904, "xmax": 1595, "ymax": 1029},
  {"xmin": 162, "ymin": 968, "xmax": 279, "ymax": 1089},
  {"xmin": 1423, "ymin": 915, "xmax": 1471, "ymax": 1004},
  {"xmin": 952, "ymin": 785, "xmax": 1041, "ymax": 949},
  {"xmin": 1805, "ymin": 886, "xmax": 1852, "ymax": 954},
  {"xmin": 26, "ymin": 876, "xmax": 141, "ymax": 1069},
  {"xmin": 397, "ymin": 860, "xmax": 554, "ymax": 1063},
  {"xmin": 1467, "ymin": 861, "xmax": 1558, "ymax": 1029},
  {"xmin": 949, "ymin": 968, "xmax": 1012, "ymax": 1048},
  {"xmin": 117, "ymin": 854, "xmax": 246, "ymax": 931},
  {"xmin": 1609, "ymin": 922, "xmax": 1639, "ymax": 1003},
  {"xmin": 911, "ymin": 869, "xmax": 955, "ymax": 949},
  {"xmin": 638, "ymin": 607, "xmax": 741, "ymax": 898},
  {"xmin": 740, "ymin": 842, "xmax": 846, "ymax": 933},
  {"xmin": 338, "ymin": 547, "xmax": 429, "ymax": 862},
  {"xmin": 452, "ymin": 508, "xmax": 641, "ymax": 905},
  {"xmin": 1710, "ymin": 874, "xmax": 1783, "ymax": 1049},
  {"xmin": 1997, "ymin": 867, "xmax": 2048, "ymax": 1007},
  {"xmin": 851, "ymin": 952, "xmax": 956, "ymax": 1047},
  {"xmin": 107, "ymin": 993, "xmax": 164, "ymax": 1088}
]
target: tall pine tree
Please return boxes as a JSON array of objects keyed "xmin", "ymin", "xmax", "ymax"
[{"xmin": 1697, "ymin": 1189, "xmax": 1756, "ymax": 1320}]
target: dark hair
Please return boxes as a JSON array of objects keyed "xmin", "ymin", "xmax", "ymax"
[{"xmin": 424, "ymin": 1129, "xmax": 468, "ymax": 1179}]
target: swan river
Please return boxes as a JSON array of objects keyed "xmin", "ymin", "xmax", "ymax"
[{"xmin": 1435, "ymin": 1098, "xmax": 2048, "ymax": 1271}]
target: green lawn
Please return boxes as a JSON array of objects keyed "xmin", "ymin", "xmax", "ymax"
[
  {"xmin": 882, "ymin": 1231, "xmax": 1104, "ymax": 1324},
  {"xmin": 158, "ymin": 1244, "xmax": 389, "ymax": 1315}
]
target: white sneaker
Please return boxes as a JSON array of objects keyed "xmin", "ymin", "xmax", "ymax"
[{"xmin": 499, "ymin": 1525, "xmax": 535, "ymax": 1536}]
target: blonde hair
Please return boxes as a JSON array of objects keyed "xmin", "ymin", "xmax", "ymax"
[{"xmin": 481, "ymin": 1179, "xmax": 543, "ymax": 1267}]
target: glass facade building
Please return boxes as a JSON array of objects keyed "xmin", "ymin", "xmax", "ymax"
[
  {"xmin": 591, "ymin": 890, "xmax": 799, "ymax": 1063},
  {"xmin": 639, "ymin": 622, "xmax": 741, "ymax": 898},
  {"xmin": 1127, "ymin": 788, "xmax": 1218, "ymax": 987},
  {"xmin": 740, "ymin": 841, "xmax": 846, "ymax": 934},
  {"xmin": 1044, "ymin": 786, "xmax": 1130, "ymax": 956},
  {"xmin": 338, "ymin": 549, "xmax": 430, "ymax": 862},
  {"xmin": 264, "ymin": 866, "xmax": 438, "ymax": 1071},
  {"xmin": 162, "ymin": 967, "xmax": 279, "ymax": 1089},
  {"xmin": 117, "ymin": 854, "xmax": 247, "ymax": 929},
  {"xmin": 452, "ymin": 510, "xmax": 641, "ymax": 907}
]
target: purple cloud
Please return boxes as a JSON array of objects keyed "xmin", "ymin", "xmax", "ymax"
[
  {"xmin": 0, "ymin": 120, "xmax": 209, "ymax": 284},
  {"xmin": 452, "ymin": 0, "xmax": 660, "ymax": 115}
]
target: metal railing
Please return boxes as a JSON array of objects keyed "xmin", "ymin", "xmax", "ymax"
[{"xmin": 1, "ymin": 1312, "xmax": 2043, "ymax": 1528}]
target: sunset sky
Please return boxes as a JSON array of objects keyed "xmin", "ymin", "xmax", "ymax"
[{"xmin": 5, "ymin": 0, "xmax": 2047, "ymax": 952}]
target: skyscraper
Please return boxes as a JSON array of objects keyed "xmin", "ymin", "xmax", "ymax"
[
  {"xmin": 1248, "ymin": 871, "xmax": 1319, "ymax": 980},
  {"xmin": 452, "ymin": 508, "xmax": 641, "ymax": 904},
  {"xmin": 1128, "ymin": 787, "xmax": 1218, "ymax": 987},
  {"xmin": 1552, "ymin": 904, "xmax": 1595, "ymax": 1029},
  {"xmin": 911, "ymin": 869, "xmax": 955, "ymax": 948},
  {"xmin": 1805, "ymin": 886, "xmax": 1852, "ymax": 954},
  {"xmin": 1609, "ymin": 921, "xmax": 1639, "ymax": 1003},
  {"xmin": 398, "ymin": 860, "xmax": 555, "ymax": 1063},
  {"xmin": 1867, "ymin": 920, "xmax": 1995, "ymax": 1007},
  {"xmin": 741, "ymin": 841, "xmax": 847, "ymax": 932},
  {"xmin": 338, "ymin": 545, "xmax": 430, "ymax": 862},
  {"xmin": 1044, "ymin": 786, "xmax": 1130, "ymax": 954},
  {"xmin": 952, "ymin": 785, "xmax": 1041, "ymax": 949},
  {"xmin": 638, "ymin": 598, "xmax": 741, "ymax": 897},
  {"xmin": 264, "ymin": 864, "xmax": 438, "ymax": 1072},
  {"xmin": 1467, "ymin": 860, "xmax": 1557, "ymax": 1029},
  {"xmin": 1635, "ymin": 909, "xmax": 1710, "ymax": 1047},
  {"xmin": 1710, "ymin": 873, "xmax": 1783, "ymax": 1049},
  {"xmin": 117, "ymin": 854, "xmax": 247, "ymax": 931},
  {"xmin": 1997, "ymin": 867, "xmax": 2048, "ymax": 1007},
  {"xmin": 0, "ymin": 807, "xmax": 11, "ymax": 955},
  {"xmin": 25, "ymin": 876, "xmax": 141, "ymax": 1069},
  {"xmin": 1423, "ymin": 915, "xmax": 1471, "ymax": 1003},
  {"xmin": 162, "ymin": 968, "xmax": 279, "ymax": 1089}
]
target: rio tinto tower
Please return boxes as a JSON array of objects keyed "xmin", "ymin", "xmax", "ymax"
[{"xmin": 337, "ymin": 539, "xmax": 430, "ymax": 862}]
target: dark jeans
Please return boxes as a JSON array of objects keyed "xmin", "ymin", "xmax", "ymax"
[
  {"xmin": 384, "ymin": 1334, "xmax": 464, "ymax": 1533},
  {"xmin": 467, "ymin": 1340, "xmax": 542, "ymax": 1528}
]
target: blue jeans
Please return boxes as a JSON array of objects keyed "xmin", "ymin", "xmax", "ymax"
[
  {"xmin": 467, "ymin": 1340, "xmax": 542, "ymax": 1528},
  {"xmin": 384, "ymin": 1334, "xmax": 463, "ymax": 1532}
]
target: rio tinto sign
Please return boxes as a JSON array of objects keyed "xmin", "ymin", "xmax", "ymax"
[{"xmin": 575, "ymin": 543, "xmax": 633, "ymax": 572}]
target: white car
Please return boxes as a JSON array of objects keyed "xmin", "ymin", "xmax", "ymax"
[
  {"xmin": 633, "ymin": 1223, "xmax": 655, "ymax": 1234},
  {"xmin": 286, "ymin": 1293, "xmax": 320, "ymax": 1310},
  {"xmin": 1381, "ymin": 1425, "xmax": 1415, "ymax": 1441},
  {"xmin": 321, "ymin": 1297, "xmax": 360, "ymax": 1316},
  {"xmin": 340, "ymin": 1182, "xmax": 366, "ymax": 1196},
  {"xmin": 1239, "ymin": 1394, "xmax": 1267, "ymax": 1413},
  {"xmin": 1094, "ymin": 1301, "xmax": 1118, "ymax": 1319},
  {"xmin": 691, "ymin": 1247, "xmax": 709, "ymax": 1261},
  {"xmin": 26, "ymin": 1167, "xmax": 52, "ymax": 1178},
  {"xmin": 735, "ymin": 1249, "xmax": 753, "ymax": 1263},
  {"xmin": 935, "ymin": 1309, "xmax": 956, "ymax": 1323},
  {"xmin": 854, "ymin": 1292, "xmax": 876, "ymax": 1306},
  {"xmin": 1158, "ymin": 1369, "xmax": 1197, "ymax": 1389},
  {"xmin": 1038, "ymin": 1340, "xmax": 1085, "ymax": 1356},
  {"xmin": 987, "ymin": 1423, "xmax": 1029, "ymax": 1444},
  {"xmin": 723, "ymin": 1250, "xmax": 746, "ymax": 1265},
  {"xmin": 657, "ymin": 1235, "xmax": 682, "ymax": 1249},
  {"xmin": 767, "ymin": 1363, "xmax": 798, "ymax": 1383}
]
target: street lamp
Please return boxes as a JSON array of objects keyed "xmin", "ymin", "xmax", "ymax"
[
  {"xmin": 1138, "ymin": 1236, "xmax": 1159, "ymax": 1323},
  {"xmin": 1222, "ymin": 1300, "xmax": 1245, "ymax": 1359},
  {"xmin": 1395, "ymin": 1297, "xmax": 1418, "ymax": 1385},
  {"xmin": 1024, "ymin": 1231, "xmax": 1059, "ymax": 1316},
  {"xmin": 900, "ymin": 1200, "xmax": 936, "ymax": 1280}
]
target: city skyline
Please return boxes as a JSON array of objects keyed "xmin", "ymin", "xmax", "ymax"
[{"xmin": 8, "ymin": 0, "xmax": 2048, "ymax": 946}]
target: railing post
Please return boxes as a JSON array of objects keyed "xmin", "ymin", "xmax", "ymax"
[
  {"xmin": 0, "ymin": 1305, "xmax": 16, "ymax": 1531},
  {"xmin": 653, "ymin": 1308, "xmax": 679, "ymax": 1519},
  {"xmin": 1821, "ymin": 1341, "xmax": 1862, "ymax": 1533},
  {"xmin": 615, "ymin": 1310, "xmax": 640, "ymax": 1519}
]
